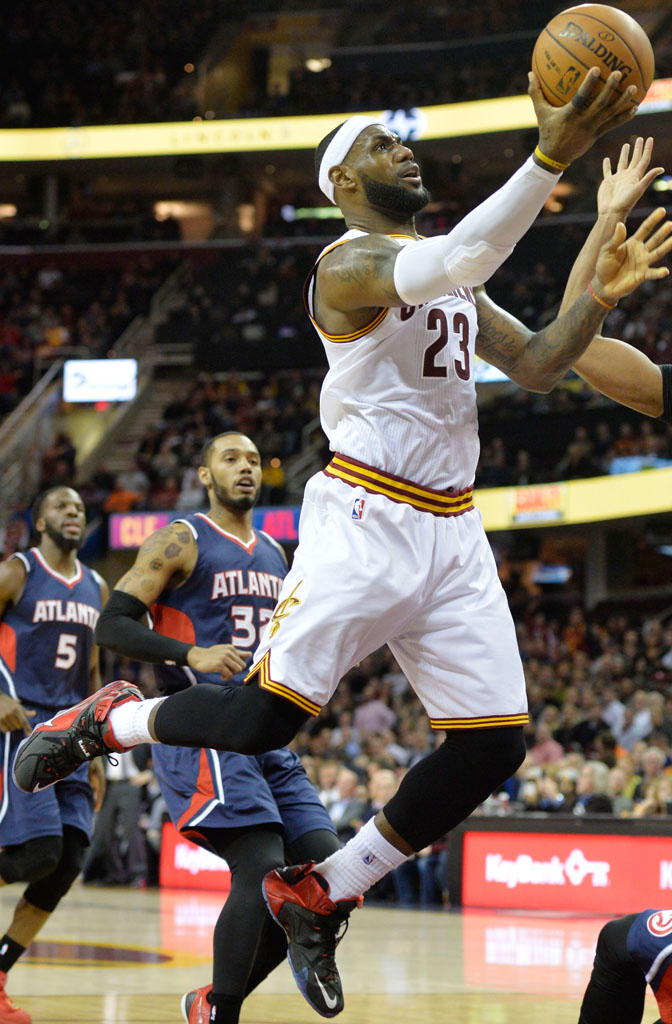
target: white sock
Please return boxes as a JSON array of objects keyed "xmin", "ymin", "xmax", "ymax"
[
  {"xmin": 316, "ymin": 818, "xmax": 410, "ymax": 901},
  {"xmin": 108, "ymin": 697, "xmax": 164, "ymax": 747}
]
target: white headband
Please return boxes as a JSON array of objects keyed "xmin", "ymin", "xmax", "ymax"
[{"xmin": 318, "ymin": 116, "xmax": 384, "ymax": 205}]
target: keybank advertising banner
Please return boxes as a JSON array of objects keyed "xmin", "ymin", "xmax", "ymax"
[
  {"xmin": 463, "ymin": 832, "xmax": 672, "ymax": 913},
  {"xmin": 159, "ymin": 822, "xmax": 231, "ymax": 892}
]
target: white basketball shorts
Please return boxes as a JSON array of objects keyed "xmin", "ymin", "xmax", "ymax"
[{"xmin": 247, "ymin": 466, "xmax": 527, "ymax": 730}]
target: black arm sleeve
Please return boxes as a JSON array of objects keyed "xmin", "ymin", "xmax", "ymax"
[
  {"xmin": 95, "ymin": 589, "xmax": 193, "ymax": 666},
  {"xmin": 661, "ymin": 364, "xmax": 672, "ymax": 424}
]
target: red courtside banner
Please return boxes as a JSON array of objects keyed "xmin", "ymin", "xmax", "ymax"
[
  {"xmin": 159, "ymin": 822, "xmax": 231, "ymax": 892},
  {"xmin": 463, "ymin": 831, "xmax": 672, "ymax": 913}
]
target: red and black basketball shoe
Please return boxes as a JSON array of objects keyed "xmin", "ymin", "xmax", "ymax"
[
  {"xmin": 0, "ymin": 971, "xmax": 31, "ymax": 1024},
  {"xmin": 262, "ymin": 863, "xmax": 362, "ymax": 1018},
  {"xmin": 12, "ymin": 680, "xmax": 143, "ymax": 793},
  {"xmin": 181, "ymin": 983, "xmax": 212, "ymax": 1024}
]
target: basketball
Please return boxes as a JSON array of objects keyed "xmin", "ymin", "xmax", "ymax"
[{"xmin": 532, "ymin": 4, "xmax": 654, "ymax": 108}]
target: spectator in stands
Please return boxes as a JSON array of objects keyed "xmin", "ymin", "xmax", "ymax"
[
  {"xmin": 573, "ymin": 761, "xmax": 613, "ymax": 815},
  {"xmin": 609, "ymin": 766, "xmax": 635, "ymax": 817},
  {"xmin": 631, "ymin": 774, "xmax": 672, "ymax": 818},
  {"xmin": 632, "ymin": 746, "xmax": 667, "ymax": 801},
  {"xmin": 103, "ymin": 476, "xmax": 143, "ymax": 514},
  {"xmin": 353, "ymin": 680, "xmax": 398, "ymax": 735},
  {"xmin": 529, "ymin": 722, "xmax": 565, "ymax": 766},
  {"xmin": 618, "ymin": 691, "xmax": 654, "ymax": 750},
  {"xmin": 328, "ymin": 768, "xmax": 369, "ymax": 843}
]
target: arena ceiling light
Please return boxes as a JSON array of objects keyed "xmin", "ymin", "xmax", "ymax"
[{"xmin": 305, "ymin": 58, "xmax": 332, "ymax": 72}]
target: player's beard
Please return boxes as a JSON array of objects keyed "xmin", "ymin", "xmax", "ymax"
[
  {"xmin": 360, "ymin": 173, "xmax": 431, "ymax": 218},
  {"xmin": 43, "ymin": 520, "xmax": 81, "ymax": 553},
  {"xmin": 211, "ymin": 479, "xmax": 259, "ymax": 514}
]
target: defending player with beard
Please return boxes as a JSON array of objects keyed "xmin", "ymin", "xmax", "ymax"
[
  {"xmin": 90, "ymin": 433, "xmax": 343, "ymax": 1024},
  {"xmin": 0, "ymin": 487, "xmax": 108, "ymax": 1024}
]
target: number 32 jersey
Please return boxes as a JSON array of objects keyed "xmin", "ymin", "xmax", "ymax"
[
  {"xmin": 0, "ymin": 548, "xmax": 103, "ymax": 710},
  {"xmin": 152, "ymin": 513, "xmax": 287, "ymax": 695},
  {"xmin": 305, "ymin": 228, "xmax": 480, "ymax": 492}
]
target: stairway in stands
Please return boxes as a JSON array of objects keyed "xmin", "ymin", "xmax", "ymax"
[{"xmin": 96, "ymin": 369, "xmax": 188, "ymax": 479}]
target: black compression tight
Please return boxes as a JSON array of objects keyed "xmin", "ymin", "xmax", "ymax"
[
  {"xmin": 383, "ymin": 725, "xmax": 526, "ymax": 851},
  {"xmin": 203, "ymin": 826, "xmax": 285, "ymax": 1005},
  {"xmin": 578, "ymin": 916, "xmax": 650, "ymax": 1024},
  {"xmin": 154, "ymin": 682, "xmax": 309, "ymax": 755}
]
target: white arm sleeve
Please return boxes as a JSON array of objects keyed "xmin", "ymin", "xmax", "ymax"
[{"xmin": 393, "ymin": 155, "xmax": 560, "ymax": 304}]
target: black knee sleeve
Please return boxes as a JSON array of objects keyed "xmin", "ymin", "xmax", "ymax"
[
  {"xmin": 0, "ymin": 835, "xmax": 62, "ymax": 886},
  {"xmin": 383, "ymin": 726, "xmax": 526, "ymax": 851},
  {"xmin": 24, "ymin": 827, "xmax": 88, "ymax": 913},
  {"xmin": 286, "ymin": 828, "xmax": 341, "ymax": 865},
  {"xmin": 154, "ymin": 682, "xmax": 309, "ymax": 754},
  {"xmin": 578, "ymin": 915, "xmax": 645, "ymax": 1024}
]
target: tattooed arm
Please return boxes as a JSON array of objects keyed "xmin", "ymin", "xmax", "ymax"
[
  {"xmin": 475, "ymin": 289, "xmax": 616, "ymax": 393},
  {"xmin": 313, "ymin": 234, "xmax": 406, "ymax": 337},
  {"xmin": 95, "ymin": 522, "xmax": 248, "ymax": 679},
  {"xmin": 476, "ymin": 212, "xmax": 672, "ymax": 393},
  {"xmin": 114, "ymin": 521, "xmax": 198, "ymax": 603}
]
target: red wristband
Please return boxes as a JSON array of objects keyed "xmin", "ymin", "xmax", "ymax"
[{"xmin": 588, "ymin": 281, "xmax": 616, "ymax": 310}]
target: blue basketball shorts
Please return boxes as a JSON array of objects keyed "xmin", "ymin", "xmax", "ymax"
[{"xmin": 152, "ymin": 743, "xmax": 335, "ymax": 852}]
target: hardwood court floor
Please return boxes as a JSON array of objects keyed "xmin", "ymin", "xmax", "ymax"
[{"xmin": 5, "ymin": 885, "xmax": 660, "ymax": 1023}]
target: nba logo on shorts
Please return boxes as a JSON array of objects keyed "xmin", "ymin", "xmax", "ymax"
[{"xmin": 352, "ymin": 497, "xmax": 366, "ymax": 520}]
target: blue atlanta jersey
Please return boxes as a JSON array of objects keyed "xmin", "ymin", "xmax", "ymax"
[
  {"xmin": 152, "ymin": 513, "xmax": 287, "ymax": 694},
  {"xmin": 0, "ymin": 548, "xmax": 103, "ymax": 710},
  {"xmin": 627, "ymin": 909, "xmax": 672, "ymax": 1009}
]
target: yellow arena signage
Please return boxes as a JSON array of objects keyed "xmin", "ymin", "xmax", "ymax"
[
  {"xmin": 1, "ymin": 79, "xmax": 669, "ymax": 162},
  {"xmin": 476, "ymin": 466, "xmax": 672, "ymax": 531}
]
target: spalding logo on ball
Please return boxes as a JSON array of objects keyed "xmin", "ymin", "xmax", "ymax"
[{"xmin": 532, "ymin": 3, "xmax": 655, "ymax": 107}]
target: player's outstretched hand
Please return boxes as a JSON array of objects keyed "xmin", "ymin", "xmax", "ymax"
[
  {"xmin": 592, "ymin": 208, "xmax": 672, "ymax": 305},
  {"xmin": 187, "ymin": 643, "xmax": 251, "ymax": 680},
  {"xmin": 0, "ymin": 692, "xmax": 36, "ymax": 734},
  {"xmin": 598, "ymin": 137, "xmax": 665, "ymax": 219},
  {"xmin": 530, "ymin": 67, "xmax": 639, "ymax": 167}
]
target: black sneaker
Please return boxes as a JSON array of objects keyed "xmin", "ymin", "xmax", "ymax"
[
  {"xmin": 13, "ymin": 679, "xmax": 143, "ymax": 793},
  {"xmin": 262, "ymin": 862, "xmax": 362, "ymax": 1018}
]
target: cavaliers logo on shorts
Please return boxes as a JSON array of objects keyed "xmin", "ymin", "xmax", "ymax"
[{"xmin": 267, "ymin": 579, "xmax": 303, "ymax": 638}]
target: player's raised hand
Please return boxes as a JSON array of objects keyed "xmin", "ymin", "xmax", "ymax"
[
  {"xmin": 597, "ymin": 137, "xmax": 665, "ymax": 219},
  {"xmin": 0, "ymin": 692, "xmax": 36, "ymax": 734},
  {"xmin": 530, "ymin": 67, "xmax": 639, "ymax": 167},
  {"xmin": 187, "ymin": 643, "xmax": 251, "ymax": 680},
  {"xmin": 592, "ymin": 208, "xmax": 672, "ymax": 305}
]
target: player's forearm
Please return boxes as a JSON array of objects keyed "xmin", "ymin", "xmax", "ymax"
[
  {"xmin": 393, "ymin": 157, "xmax": 561, "ymax": 303},
  {"xmin": 559, "ymin": 213, "xmax": 621, "ymax": 316},
  {"xmin": 518, "ymin": 291, "xmax": 622, "ymax": 392},
  {"xmin": 95, "ymin": 589, "xmax": 192, "ymax": 665},
  {"xmin": 573, "ymin": 335, "xmax": 664, "ymax": 416}
]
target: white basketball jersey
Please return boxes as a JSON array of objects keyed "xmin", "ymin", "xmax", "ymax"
[{"xmin": 305, "ymin": 228, "xmax": 481, "ymax": 490}]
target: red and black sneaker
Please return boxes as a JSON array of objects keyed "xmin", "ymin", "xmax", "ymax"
[
  {"xmin": 0, "ymin": 970, "xmax": 31, "ymax": 1024},
  {"xmin": 12, "ymin": 680, "xmax": 143, "ymax": 793},
  {"xmin": 262, "ymin": 863, "xmax": 362, "ymax": 1018},
  {"xmin": 181, "ymin": 983, "xmax": 212, "ymax": 1024}
]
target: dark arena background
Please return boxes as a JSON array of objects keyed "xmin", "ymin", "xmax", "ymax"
[{"xmin": 3, "ymin": 1, "xmax": 672, "ymax": 1021}]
